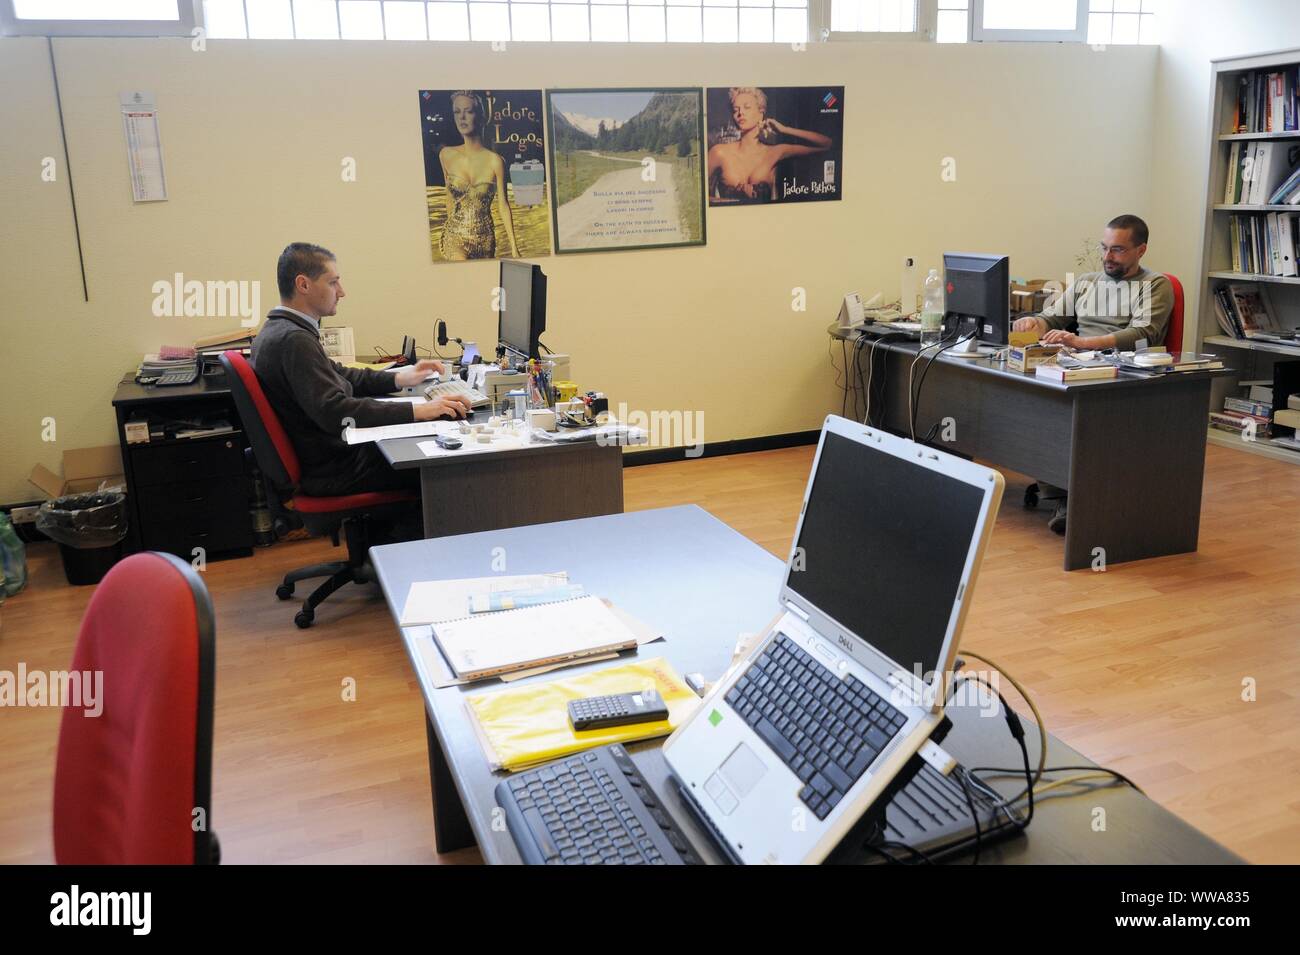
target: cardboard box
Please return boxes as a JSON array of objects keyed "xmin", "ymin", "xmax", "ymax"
[
  {"xmin": 1007, "ymin": 342, "xmax": 1062, "ymax": 374},
  {"xmin": 29, "ymin": 446, "xmax": 126, "ymax": 499},
  {"xmin": 1010, "ymin": 279, "xmax": 1055, "ymax": 316}
]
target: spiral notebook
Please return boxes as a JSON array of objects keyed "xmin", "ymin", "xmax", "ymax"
[{"xmin": 431, "ymin": 594, "xmax": 640, "ymax": 682}]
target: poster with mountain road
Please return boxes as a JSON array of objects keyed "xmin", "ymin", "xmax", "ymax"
[{"xmin": 546, "ymin": 88, "xmax": 706, "ymax": 254}]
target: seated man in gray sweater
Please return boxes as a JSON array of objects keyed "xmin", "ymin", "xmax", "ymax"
[
  {"xmin": 1011, "ymin": 214, "xmax": 1174, "ymax": 534},
  {"xmin": 1013, "ymin": 214, "xmax": 1173, "ymax": 350},
  {"xmin": 251, "ymin": 242, "xmax": 471, "ymax": 499}
]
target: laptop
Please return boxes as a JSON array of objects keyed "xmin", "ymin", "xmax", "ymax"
[{"xmin": 661, "ymin": 414, "xmax": 1004, "ymax": 864}]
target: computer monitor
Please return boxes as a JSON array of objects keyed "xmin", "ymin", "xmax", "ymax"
[
  {"xmin": 498, "ymin": 260, "xmax": 547, "ymax": 361},
  {"xmin": 942, "ymin": 253, "xmax": 1009, "ymax": 355}
]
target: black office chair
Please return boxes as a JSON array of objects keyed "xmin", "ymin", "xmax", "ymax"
[{"xmin": 220, "ymin": 351, "xmax": 419, "ymax": 628}]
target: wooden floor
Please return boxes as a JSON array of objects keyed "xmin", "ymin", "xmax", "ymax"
[{"xmin": 2, "ymin": 443, "xmax": 1298, "ymax": 864}]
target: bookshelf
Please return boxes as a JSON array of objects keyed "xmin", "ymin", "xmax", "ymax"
[{"xmin": 1199, "ymin": 49, "xmax": 1300, "ymax": 464}]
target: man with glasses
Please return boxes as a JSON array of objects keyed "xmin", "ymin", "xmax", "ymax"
[{"xmin": 1011, "ymin": 214, "xmax": 1173, "ymax": 533}]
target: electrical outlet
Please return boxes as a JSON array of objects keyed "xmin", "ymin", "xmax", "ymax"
[{"xmin": 9, "ymin": 505, "xmax": 40, "ymax": 524}]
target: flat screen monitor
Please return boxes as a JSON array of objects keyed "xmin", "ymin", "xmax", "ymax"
[
  {"xmin": 942, "ymin": 253, "xmax": 1010, "ymax": 348},
  {"xmin": 499, "ymin": 260, "xmax": 547, "ymax": 360}
]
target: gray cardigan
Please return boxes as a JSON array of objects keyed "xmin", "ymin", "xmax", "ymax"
[{"xmin": 250, "ymin": 307, "xmax": 413, "ymax": 485}]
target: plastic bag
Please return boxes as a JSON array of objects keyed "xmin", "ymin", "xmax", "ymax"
[
  {"xmin": 35, "ymin": 491, "xmax": 129, "ymax": 550},
  {"xmin": 0, "ymin": 513, "xmax": 26, "ymax": 598}
]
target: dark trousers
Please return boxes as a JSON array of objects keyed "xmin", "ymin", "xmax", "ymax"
[{"xmin": 300, "ymin": 445, "xmax": 423, "ymax": 542}]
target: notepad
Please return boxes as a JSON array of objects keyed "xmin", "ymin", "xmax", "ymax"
[{"xmin": 432, "ymin": 594, "xmax": 640, "ymax": 682}]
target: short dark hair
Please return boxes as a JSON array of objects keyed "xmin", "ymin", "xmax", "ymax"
[
  {"xmin": 1106, "ymin": 214, "xmax": 1149, "ymax": 247},
  {"xmin": 277, "ymin": 243, "xmax": 335, "ymax": 300}
]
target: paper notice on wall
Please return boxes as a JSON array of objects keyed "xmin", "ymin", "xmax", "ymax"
[{"xmin": 119, "ymin": 91, "xmax": 167, "ymax": 202}]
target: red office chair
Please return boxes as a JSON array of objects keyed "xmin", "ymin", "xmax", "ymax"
[
  {"xmin": 53, "ymin": 552, "xmax": 218, "ymax": 864},
  {"xmin": 1163, "ymin": 272, "xmax": 1184, "ymax": 353},
  {"xmin": 219, "ymin": 350, "xmax": 418, "ymax": 628}
]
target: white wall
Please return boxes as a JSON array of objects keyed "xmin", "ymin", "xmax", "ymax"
[{"xmin": 0, "ymin": 36, "xmax": 1157, "ymax": 504}]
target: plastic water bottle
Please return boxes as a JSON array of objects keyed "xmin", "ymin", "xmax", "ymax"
[{"xmin": 920, "ymin": 269, "xmax": 944, "ymax": 346}]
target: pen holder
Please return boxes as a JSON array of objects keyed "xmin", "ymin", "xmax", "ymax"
[{"xmin": 527, "ymin": 360, "xmax": 556, "ymax": 409}]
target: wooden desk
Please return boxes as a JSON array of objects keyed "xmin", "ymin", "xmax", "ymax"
[
  {"xmin": 376, "ymin": 419, "xmax": 623, "ymax": 539},
  {"xmin": 370, "ymin": 505, "xmax": 1241, "ymax": 864},
  {"xmin": 831, "ymin": 326, "xmax": 1228, "ymax": 570}
]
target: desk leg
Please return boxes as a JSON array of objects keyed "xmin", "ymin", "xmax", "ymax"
[
  {"xmin": 1063, "ymin": 380, "xmax": 1210, "ymax": 571},
  {"xmin": 426, "ymin": 712, "xmax": 476, "ymax": 854}
]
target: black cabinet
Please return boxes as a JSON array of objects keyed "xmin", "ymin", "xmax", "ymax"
[{"xmin": 112, "ymin": 371, "xmax": 255, "ymax": 561}]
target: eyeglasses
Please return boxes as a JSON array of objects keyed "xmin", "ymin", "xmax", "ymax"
[{"xmin": 1098, "ymin": 244, "xmax": 1133, "ymax": 256}]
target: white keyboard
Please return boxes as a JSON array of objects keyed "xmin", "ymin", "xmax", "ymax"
[{"xmin": 424, "ymin": 377, "xmax": 490, "ymax": 408}]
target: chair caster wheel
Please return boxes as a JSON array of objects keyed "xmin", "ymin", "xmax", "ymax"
[
  {"xmin": 1024, "ymin": 483, "xmax": 1040, "ymax": 509},
  {"xmin": 276, "ymin": 583, "xmax": 294, "ymax": 600},
  {"xmin": 294, "ymin": 609, "xmax": 314, "ymax": 629}
]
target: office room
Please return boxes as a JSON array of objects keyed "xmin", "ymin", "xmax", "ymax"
[{"xmin": 0, "ymin": 0, "xmax": 1298, "ymax": 900}]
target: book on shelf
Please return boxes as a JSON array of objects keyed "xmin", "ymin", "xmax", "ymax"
[
  {"xmin": 1233, "ymin": 68, "xmax": 1300, "ymax": 134},
  {"xmin": 1209, "ymin": 410, "xmax": 1271, "ymax": 438},
  {"xmin": 1224, "ymin": 396, "xmax": 1273, "ymax": 418},
  {"xmin": 1274, "ymin": 408, "xmax": 1300, "ymax": 432}
]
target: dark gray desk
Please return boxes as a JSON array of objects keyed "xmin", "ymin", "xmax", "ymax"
[
  {"xmin": 832, "ymin": 326, "xmax": 1228, "ymax": 570},
  {"xmin": 370, "ymin": 505, "xmax": 1241, "ymax": 864},
  {"xmin": 376, "ymin": 412, "xmax": 623, "ymax": 538}
]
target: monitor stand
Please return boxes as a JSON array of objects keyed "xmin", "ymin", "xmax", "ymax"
[{"xmin": 950, "ymin": 335, "xmax": 997, "ymax": 358}]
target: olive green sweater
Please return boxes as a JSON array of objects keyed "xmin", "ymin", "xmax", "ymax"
[{"xmin": 1039, "ymin": 267, "xmax": 1173, "ymax": 350}]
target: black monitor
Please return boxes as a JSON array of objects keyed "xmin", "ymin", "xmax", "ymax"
[
  {"xmin": 942, "ymin": 253, "xmax": 1009, "ymax": 354},
  {"xmin": 498, "ymin": 260, "xmax": 547, "ymax": 360}
]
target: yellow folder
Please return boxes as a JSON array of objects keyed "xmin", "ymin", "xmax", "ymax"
[{"xmin": 467, "ymin": 657, "xmax": 699, "ymax": 773}]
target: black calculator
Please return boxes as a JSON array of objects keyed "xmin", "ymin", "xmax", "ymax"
[
  {"xmin": 568, "ymin": 691, "xmax": 669, "ymax": 731},
  {"xmin": 155, "ymin": 368, "xmax": 199, "ymax": 387}
]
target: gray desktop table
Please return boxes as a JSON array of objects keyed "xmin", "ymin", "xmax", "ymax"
[
  {"xmin": 376, "ymin": 411, "xmax": 623, "ymax": 538},
  {"xmin": 831, "ymin": 325, "xmax": 1229, "ymax": 571},
  {"xmin": 370, "ymin": 505, "xmax": 1241, "ymax": 864}
]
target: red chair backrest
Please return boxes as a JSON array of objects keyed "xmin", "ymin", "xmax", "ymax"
[
  {"xmin": 53, "ymin": 552, "xmax": 216, "ymax": 864},
  {"xmin": 1163, "ymin": 272, "xmax": 1184, "ymax": 353},
  {"xmin": 220, "ymin": 349, "xmax": 301, "ymax": 490}
]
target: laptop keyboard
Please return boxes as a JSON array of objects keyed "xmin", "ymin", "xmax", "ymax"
[
  {"xmin": 496, "ymin": 743, "xmax": 701, "ymax": 865},
  {"xmin": 724, "ymin": 633, "xmax": 906, "ymax": 821}
]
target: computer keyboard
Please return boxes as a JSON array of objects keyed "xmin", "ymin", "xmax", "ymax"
[
  {"xmin": 424, "ymin": 377, "xmax": 490, "ymax": 408},
  {"xmin": 724, "ymin": 633, "xmax": 904, "ymax": 821},
  {"xmin": 496, "ymin": 743, "xmax": 702, "ymax": 865}
]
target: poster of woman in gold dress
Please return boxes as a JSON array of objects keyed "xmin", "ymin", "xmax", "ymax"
[{"xmin": 419, "ymin": 89, "xmax": 551, "ymax": 263}]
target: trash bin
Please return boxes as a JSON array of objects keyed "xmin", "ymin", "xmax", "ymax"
[
  {"xmin": 0, "ymin": 512, "xmax": 27, "ymax": 602},
  {"xmin": 35, "ymin": 491, "xmax": 129, "ymax": 586}
]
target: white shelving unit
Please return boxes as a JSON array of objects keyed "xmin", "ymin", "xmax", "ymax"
[{"xmin": 1199, "ymin": 49, "xmax": 1300, "ymax": 465}]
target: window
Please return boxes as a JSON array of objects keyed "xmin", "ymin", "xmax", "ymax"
[
  {"xmin": 203, "ymin": 0, "xmax": 807, "ymax": 40},
  {"xmin": 1087, "ymin": 0, "xmax": 1158, "ymax": 46},
  {"xmin": 935, "ymin": 0, "xmax": 966, "ymax": 43},
  {"xmin": 970, "ymin": 0, "xmax": 1087, "ymax": 42},
  {"xmin": 830, "ymin": 0, "xmax": 915, "ymax": 34},
  {"xmin": 1, "ymin": 0, "xmax": 197, "ymax": 36}
]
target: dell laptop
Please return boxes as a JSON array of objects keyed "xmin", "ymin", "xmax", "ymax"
[{"xmin": 661, "ymin": 414, "xmax": 1004, "ymax": 864}]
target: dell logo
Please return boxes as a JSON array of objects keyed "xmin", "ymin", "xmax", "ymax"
[{"xmin": 836, "ymin": 634, "xmax": 853, "ymax": 652}]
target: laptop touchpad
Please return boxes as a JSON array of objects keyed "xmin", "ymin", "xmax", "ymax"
[{"xmin": 719, "ymin": 742, "xmax": 767, "ymax": 799}]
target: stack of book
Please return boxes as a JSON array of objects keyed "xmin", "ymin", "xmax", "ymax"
[
  {"xmin": 1212, "ymin": 283, "xmax": 1300, "ymax": 343},
  {"xmin": 1210, "ymin": 392, "xmax": 1273, "ymax": 440},
  {"xmin": 139, "ymin": 350, "xmax": 198, "ymax": 379},
  {"xmin": 1226, "ymin": 213, "xmax": 1300, "ymax": 276},
  {"xmin": 194, "ymin": 328, "xmax": 255, "ymax": 369},
  {"xmin": 1231, "ymin": 68, "xmax": 1298, "ymax": 134}
]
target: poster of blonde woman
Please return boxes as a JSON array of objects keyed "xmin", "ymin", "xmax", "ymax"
[
  {"xmin": 419, "ymin": 89, "xmax": 552, "ymax": 262},
  {"xmin": 706, "ymin": 86, "xmax": 844, "ymax": 206}
]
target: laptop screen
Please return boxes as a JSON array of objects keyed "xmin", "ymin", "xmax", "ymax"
[{"xmin": 785, "ymin": 431, "xmax": 987, "ymax": 676}]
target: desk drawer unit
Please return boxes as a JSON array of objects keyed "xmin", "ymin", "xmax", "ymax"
[{"xmin": 126, "ymin": 435, "xmax": 254, "ymax": 558}]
